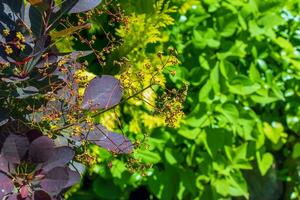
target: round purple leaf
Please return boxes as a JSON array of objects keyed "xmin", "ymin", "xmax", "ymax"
[
  {"xmin": 64, "ymin": 169, "xmax": 80, "ymax": 188},
  {"xmin": 40, "ymin": 167, "xmax": 69, "ymax": 194},
  {"xmin": 0, "ymin": 173, "xmax": 14, "ymax": 199},
  {"xmin": 41, "ymin": 147, "xmax": 75, "ymax": 172},
  {"xmin": 29, "ymin": 136, "xmax": 55, "ymax": 163},
  {"xmin": 2, "ymin": 134, "xmax": 29, "ymax": 164},
  {"xmin": 81, "ymin": 75, "xmax": 122, "ymax": 110}
]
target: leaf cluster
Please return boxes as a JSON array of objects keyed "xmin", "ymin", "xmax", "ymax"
[{"xmin": 72, "ymin": 0, "xmax": 300, "ymax": 200}]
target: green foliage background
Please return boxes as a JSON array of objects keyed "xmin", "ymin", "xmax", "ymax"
[{"xmin": 68, "ymin": 0, "xmax": 300, "ymax": 199}]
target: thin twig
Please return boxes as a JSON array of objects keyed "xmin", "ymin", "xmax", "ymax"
[{"xmin": 52, "ymin": 83, "xmax": 155, "ymax": 133}]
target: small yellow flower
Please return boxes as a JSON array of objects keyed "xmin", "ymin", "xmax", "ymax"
[
  {"xmin": 4, "ymin": 45, "xmax": 13, "ymax": 55},
  {"xmin": 3, "ymin": 29, "xmax": 10, "ymax": 37},
  {"xmin": 16, "ymin": 32, "xmax": 25, "ymax": 42},
  {"xmin": 16, "ymin": 41, "xmax": 26, "ymax": 51}
]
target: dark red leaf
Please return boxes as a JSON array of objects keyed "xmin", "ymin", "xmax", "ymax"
[
  {"xmin": 25, "ymin": 129, "xmax": 43, "ymax": 142},
  {"xmin": 33, "ymin": 190, "xmax": 51, "ymax": 200},
  {"xmin": 6, "ymin": 194, "xmax": 22, "ymax": 200},
  {"xmin": 20, "ymin": 185, "xmax": 29, "ymax": 199}
]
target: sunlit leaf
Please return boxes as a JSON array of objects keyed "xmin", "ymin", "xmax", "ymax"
[
  {"xmin": 82, "ymin": 75, "xmax": 123, "ymax": 110},
  {"xmin": 68, "ymin": 0, "xmax": 102, "ymax": 13}
]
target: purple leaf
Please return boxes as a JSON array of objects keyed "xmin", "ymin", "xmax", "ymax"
[
  {"xmin": 2, "ymin": 134, "xmax": 29, "ymax": 164},
  {"xmin": 35, "ymin": 54, "xmax": 58, "ymax": 69},
  {"xmin": 86, "ymin": 124, "xmax": 133, "ymax": 154},
  {"xmin": 41, "ymin": 147, "xmax": 74, "ymax": 172},
  {"xmin": 0, "ymin": 173, "xmax": 13, "ymax": 199},
  {"xmin": 68, "ymin": 0, "xmax": 101, "ymax": 14},
  {"xmin": 29, "ymin": 136, "xmax": 55, "ymax": 163},
  {"xmin": 25, "ymin": 129, "xmax": 43, "ymax": 142},
  {"xmin": 82, "ymin": 75, "xmax": 122, "ymax": 110},
  {"xmin": 64, "ymin": 169, "xmax": 80, "ymax": 188},
  {"xmin": 0, "ymin": 154, "xmax": 9, "ymax": 173},
  {"xmin": 40, "ymin": 167, "xmax": 69, "ymax": 194},
  {"xmin": 84, "ymin": 124, "xmax": 108, "ymax": 141},
  {"xmin": 33, "ymin": 190, "xmax": 51, "ymax": 200},
  {"xmin": 95, "ymin": 132, "xmax": 133, "ymax": 154},
  {"xmin": 6, "ymin": 194, "xmax": 22, "ymax": 200}
]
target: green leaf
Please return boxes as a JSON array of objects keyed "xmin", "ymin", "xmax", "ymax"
[
  {"xmin": 199, "ymin": 79, "xmax": 212, "ymax": 101},
  {"xmin": 210, "ymin": 64, "xmax": 220, "ymax": 93},
  {"xmin": 217, "ymin": 103, "xmax": 239, "ymax": 124},
  {"xmin": 217, "ymin": 40, "xmax": 247, "ymax": 59},
  {"xmin": 189, "ymin": 67, "xmax": 205, "ymax": 86},
  {"xmin": 178, "ymin": 127, "xmax": 201, "ymax": 140},
  {"xmin": 218, "ymin": 13, "xmax": 238, "ymax": 37},
  {"xmin": 249, "ymin": 63, "xmax": 261, "ymax": 82},
  {"xmin": 220, "ymin": 60, "xmax": 236, "ymax": 80},
  {"xmin": 148, "ymin": 166, "xmax": 179, "ymax": 200},
  {"xmin": 164, "ymin": 148, "xmax": 177, "ymax": 165},
  {"xmin": 250, "ymin": 95, "xmax": 279, "ymax": 104},
  {"xmin": 228, "ymin": 75, "xmax": 261, "ymax": 95},
  {"xmin": 199, "ymin": 55, "xmax": 210, "ymax": 70},
  {"xmin": 257, "ymin": 152, "xmax": 274, "ymax": 176},
  {"xmin": 204, "ymin": 128, "xmax": 232, "ymax": 157},
  {"xmin": 292, "ymin": 143, "xmax": 300, "ymax": 159},
  {"xmin": 93, "ymin": 177, "xmax": 122, "ymax": 200},
  {"xmin": 134, "ymin": 150, "xmax": 161, "ymax": 163},
  {"xmin": 263, "ymin": 122, "xmax": 283, "ymax": 144},
  {"xmin": 227, "ymin": 173, "xmax": 249, "ymax": 198},
  {"xmin": 180, "ymin": 170, "xmax": 197, "ymax": 195},
  {"xmin": 50, "ymin": 23, "xmax": 91, "ymax": 39}
]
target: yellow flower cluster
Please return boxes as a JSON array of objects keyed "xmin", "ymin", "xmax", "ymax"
[
  {"xmin": 4, "ymin": 45, "xmax": 13, "ymax": 55},
  {"xmin": 2, "ymin": 29, "xmax": 26, "ymax": 55},
  {"xmin": 2, "ymin": 29, "xmax": 10, "ymax": 36},
  {"xmin": 16, "ymin": 32, "xmax": 25, "ymax": 42}
]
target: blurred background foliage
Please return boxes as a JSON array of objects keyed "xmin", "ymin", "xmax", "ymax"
[{"xmin": 66, "ymin": 0, "xmax": 300, "ymax": 199}]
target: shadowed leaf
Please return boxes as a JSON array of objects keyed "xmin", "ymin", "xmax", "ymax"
[
  {"xmin": 2, "ymin": 134, "xmax": 29, "ymax": 164},
  {"xmin": 29, "ymin": 136, "xmax": 55, "ymax": 163},
  {"xmin": 40, "ymin": 167, "xmax": 69, "ymax": 194},
  {"xmin": 0, "ymin": 154, "xmax": 9, "ymax": 173},
  {"xmin": 41, "ymin": 147, "xmax": 75, "ymax": 172},
  {"xmin": 33, "ymin": 190, "xmax": 51, "ymax": 200},
  {"xmin": 65, "ymin": 168, "xmax": 81, "ymax": 188}
]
